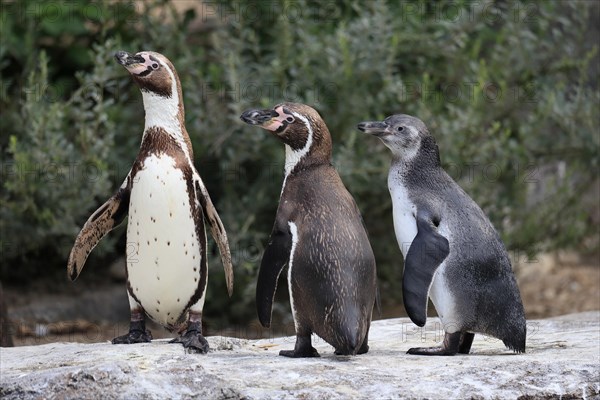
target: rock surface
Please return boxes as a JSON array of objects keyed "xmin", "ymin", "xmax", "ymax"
[{"xmin": 1, "ymin": 312, "xmax": 599, "ymax": 400}]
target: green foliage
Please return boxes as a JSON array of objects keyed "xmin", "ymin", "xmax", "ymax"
[{"xmin": 1, "ymin": 0, "xmax": 598, "ymax": 324}]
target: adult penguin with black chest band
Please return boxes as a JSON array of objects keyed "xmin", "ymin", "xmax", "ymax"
[
  {"xmin": 358, "ymin": 114, "xmax": 526, "ymax": 355},
  {"xmin": 67, "ymin": 51, "xmax": 234, "ymax": 353},
  {"xmin": 240, "ymin": 103, "xmax": 377, "ymax": 357}
]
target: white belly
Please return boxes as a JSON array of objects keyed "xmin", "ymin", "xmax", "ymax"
[
  {"xmin": 427, "ymin": 222, "xmax": 458, "ymax": 332},
  {"xmin": 389, "ymin": 178, "xmax": 457, "ymax": 331},
  {"xmin": 389, "ymin": 181, "xmax": 418, "ymax": 257},
  {"xmin": 126, "ymin": 154, "xmax": 203, "ymax": 326}
]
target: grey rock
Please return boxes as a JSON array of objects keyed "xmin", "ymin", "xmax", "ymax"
[{"xmin": 1, "ymin": 312, "xmax": 599, "ymax": 399}]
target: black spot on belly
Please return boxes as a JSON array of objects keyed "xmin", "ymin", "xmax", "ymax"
[{"xmin": 167, "ymin": 241, "xmax": 170, "ymax": 246}]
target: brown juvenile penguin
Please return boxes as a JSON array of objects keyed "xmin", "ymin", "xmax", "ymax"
[
  {"xmin": 67, "ymin": 51, "xmax": 233, "ymax": 353},
  {"xmin": 241, "ymin": 102, "xmax": 377, "ymax": 357}
]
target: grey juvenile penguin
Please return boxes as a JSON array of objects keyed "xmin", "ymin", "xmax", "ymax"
[
  {"xmin": 358, "ymin": 114, "xmax": 526, "ymax": 355},
  {"xmin": 67, "ymin": 51, "xmax": 233, "ymax": 353},
  {"xmin": 240, "ymin": 103, "xmax": 377, "ymax": 357}
]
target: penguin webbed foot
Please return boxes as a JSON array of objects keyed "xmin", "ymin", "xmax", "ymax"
[
  {"xmin": 170, "ymin": 321, "xmax": 209, "ymax": 354},
  {"xmin": 111, "ymin": 329, "xmax": 152, "ymax": 344},
  {"xmin": 279, "ymin": 334, "xmax": 320, "ymax": 358},
  {"xmin": 279, "ymin": 347, "xmax": 320, "ymax": 358},
  {"xmin": 407, "ymin": 331, "xmax": 473, "ymax": 356}
]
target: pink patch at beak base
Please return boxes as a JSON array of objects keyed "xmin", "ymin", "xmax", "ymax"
[
  {"xmin": 262, "ymin": 106, "xmax": 289, "ymax": 132},
  {"xmin": 126, "ymin": 53, "xmax": 155, "ymax": 75}
]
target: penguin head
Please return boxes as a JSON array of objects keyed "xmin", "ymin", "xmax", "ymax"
[
  {"xmin": 115, "ymin": 50, "xmax": 179, "ymax": 99},
  {"xmin": 357, "ymin": 114, "xmax": 438, "ymax": 163},
  {"xmin": 240, "ymin": 102, "xmax": 332, "ymax": 158}
]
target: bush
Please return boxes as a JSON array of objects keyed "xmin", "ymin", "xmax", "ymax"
[{"xmin": 1, "ymin": 0, "xmax": 598, "ymax": 325}]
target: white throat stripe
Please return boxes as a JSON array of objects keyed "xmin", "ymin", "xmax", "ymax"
[{"xmin": 282, "ymin": 112, "xmax": 313, "ymax": 192}]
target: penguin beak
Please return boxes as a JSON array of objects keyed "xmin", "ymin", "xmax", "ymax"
[
  {"xmin": 240, "ymin": 109, "xmax": 280, "ymax": 126},
  {"xmin": 114, "ymin": 51, "xmax": 145, "ymax": 67},
  {"xmin": 357, "ymin": 121, "xmax": 389, "ymax": 137},
  {"xmin": 240, "ymin": 108, "xmax": 292, "ymax": 134}
]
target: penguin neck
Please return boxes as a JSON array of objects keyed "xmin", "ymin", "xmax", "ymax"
[
  {"xmin": 140, "ymin": 85, "xmax": 193, "ymax": 160},
  {"xmin": 392, "ymin": 141, "xmax": 441, "ymax": 179},
  {"xmin": 282, "ymin": 128, "xmax": 331, "ymax": 193},
  {"xmin": 142, "ymin": 89, "xmax": 185, "ymax": 136},
  {"xmin": 284, "ymin": 144, "xmax": 311, "ymax": 176}
]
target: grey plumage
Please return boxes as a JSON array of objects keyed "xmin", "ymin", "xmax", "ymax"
[{"xmin": 358, "ymin": 114, "xmax": 526, "ymax": 355}]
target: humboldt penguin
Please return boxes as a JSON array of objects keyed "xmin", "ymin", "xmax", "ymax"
[
  {"xmin": 357, "ymin": 114, "xmax": 526, "ymax": 355},
  {"xmin": 240, "ymin": 103, "xmax": 377, "ymax": 357},
  {"xmin": 67, "ymin": 51, "xmax": 233, "ymax": 353}
]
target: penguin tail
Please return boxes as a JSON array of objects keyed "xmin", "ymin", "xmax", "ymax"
[
  {"xmin": 334, "ymin": 331, "xmax": 363, "ymax": 356},
  {"xmin": 502, "ymin": 324, "xmax": 526, "ymax": 354},
  {"xmin": 348, "ymin": 331, "xmax": 363, "ymax": 355},
  {"xmin": 503, "ymin": 337, "xmax": 526, "ymax": 354},
  {"xmin": 333, "ymin": 309, "xmax": 368, "ymax": 356}
]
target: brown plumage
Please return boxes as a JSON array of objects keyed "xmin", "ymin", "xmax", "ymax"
[{"xmin": 241, "ymin": 102, "xmax": 377, "ymax": 357}]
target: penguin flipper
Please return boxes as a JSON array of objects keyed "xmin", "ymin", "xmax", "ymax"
[
  {"xmin": 403, "ymin": 210, "xmax": 450, "ymax": 327},
  {"xmin": 256, "ymin": 223, "xmax": 292, "ymax": 328},
  {"xmin": 67, "ymin": 184, "xmax": 130, "ymax": 281},
  {"xmin": 194, "ymin": 179, "xmax": 234, "ymax": 296}
]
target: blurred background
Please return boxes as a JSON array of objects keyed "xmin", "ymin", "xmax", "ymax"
[{"xmin": 0, "ymin": 0, "xmax": 598, "ymax": 347}]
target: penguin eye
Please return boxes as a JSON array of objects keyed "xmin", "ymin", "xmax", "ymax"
[
  {"xmin": 397, "ymin": 126, "xmax": 404, "ymax": 132},
  {"xmin": 286, "ymin": 116, "xmax": 295, "ymax": 123}
]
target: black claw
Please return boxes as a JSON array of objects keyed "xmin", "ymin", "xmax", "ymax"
[{"xmin": 112, "ymin": 329, "xmax": 152, "ymax": 344}]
